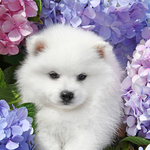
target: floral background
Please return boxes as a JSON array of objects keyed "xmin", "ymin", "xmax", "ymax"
[{"xmin": 1, "ymin": 0, "xmax": 150, "ymax": 149}]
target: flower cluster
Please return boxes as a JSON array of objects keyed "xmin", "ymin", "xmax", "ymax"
[
  {"xmin": 39, "ymin": 0, "xmax": 150, "ymax": 69},
  {"xmin": 0, "ymin": 100, "xmax": 36, "ymax": 150},
  {"xmin": 122, "ymin": 39, "xmax": 150, "ymax": 139},
  {"xmin": 0, "ymin": 0, "xmax": 38, "ymax": 55}
]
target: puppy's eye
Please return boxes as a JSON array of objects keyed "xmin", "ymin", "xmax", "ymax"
[
  {"xmin": 77, "ymin": 74, "xmax": 87, "ymax": 81},
  {"xmin": 49, "ymin": 72, "xmax": 60, "ymax": 79}
]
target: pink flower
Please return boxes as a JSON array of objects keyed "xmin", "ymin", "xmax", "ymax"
[
  {"xmin": 3, "ymin": 0, "xmax": 22, "ymax": 11},
  {"xmin": 0, "ymin": 41, "xmax": 19, "ymax": 55},
  {"xmin": 2, "ymin": 0, "xmax": 38, "ymax": 17},
  {"xmin": 0, "ymin": 30, "xmax": 19, "ymax": 55},
  {"xmin": 0, "ymin": 0, "xmax": 38, "ymax": 55},
  {"xmin": 0, "ymin": 5, "xmax": 11, "ymax": 28},
  {"xmin": 23, "ymin": 0, "xmax": 38, "ymax": 17},
  {"xmin": 2, "ymin": 14, "xmax": 33, "ymax": 43},
  {"xmin": 0, "ymin": 5, "xmax": 8, "ymax": 17}
]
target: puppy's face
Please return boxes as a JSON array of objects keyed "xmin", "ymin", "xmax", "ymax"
[
  {"xmin": 17, "ymin": 25, "xmax": 115, "ymax": 110},
  {"xmin": 25, "ymin": 44, "xmax": 105, "ymax": 110}
]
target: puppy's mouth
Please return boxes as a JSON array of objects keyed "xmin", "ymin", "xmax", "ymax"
[{"xmin": 62, "ymin": 101, "xmax": 72, "ymax": 105}]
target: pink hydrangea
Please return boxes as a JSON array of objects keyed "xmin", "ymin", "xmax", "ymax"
[
  {"xmin": 0, "ymin": 0, "xmax": 38, "ymax": 55},
  {"xmin": 122, "ymin": 39, "xmax": 150, "ymax": 139}
]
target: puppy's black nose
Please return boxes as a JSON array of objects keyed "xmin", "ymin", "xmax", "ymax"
[{"xmin": 60, "ymin": 90, "xmax": 74, "ymax": 105}]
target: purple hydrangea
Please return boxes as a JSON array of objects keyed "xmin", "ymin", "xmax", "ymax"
[
  {"xmin": 38, "ymin": 0, "xmax": 150, "ymax": 69},
  {"xmin": 122, "ymin": 39, "xmax": 150, "ymax": 139},
  {"xmin": 0, "ymin": 100, "xmax": 36, "ymax": 150}
]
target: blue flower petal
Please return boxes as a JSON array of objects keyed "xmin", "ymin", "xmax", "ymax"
[
  {"xmin": 94, "ymin": 12, "xmax": 105, "ymax": 24},
  {"xmin": 141, "ymin": 27, "xmax": 150, "ymax": 40},
  {"xmin": 11, "ymin": 125, "xmax": 23, "ymax": 136},
  {"xmin": 0, "ymin": 130, "xmax": 6, "ymax": 140},
  {"xmin": 111, "ymin": 27, "xmax": 121, "ymax": 37},
  {"xmin": 104, "ymin": 15, "xmax": 113, "ymax": 26},
  {"xmin": 111, "ymin": 31, "xmax": 119, "ymax": 44},
  {"xmin": 16, "ymin": 107, "xmax": 28, "ymax": 121},
  {"xmin": 19, "ymin": 120, "xmax": 30, "ymax": 132},
  {"xmin": 130, "ymin": 3, "xmax": 147, "ymax": 21},
  {"xmin": 0, "ymin": 145, "xmax": 7, "ymax": 150},
  {"xmin": 82, "ymin": 25, "xmax": 95, "ymax": 30},
  {"xmin": 5, "ymin": 128, "xmax": 11, "ymax": 138},
  {"xmin": 74, "ymin": 2, "xmax": 84, "ymax": 14},
  {"xmin": 70, "ymin": 17, "xmax": 82, "ymax": 27},
  {"xmin": 61, "ymin": 7, "xmax": 71, "ymax": 20},
  {"xmin": 45, "ymin": 18, "xmax": 53, "ymax": 27},
  {"xmin": 79, "ymin": 0, "xmax": 88, "ymax": 4},
  {"xmin": 81, "ymin": 15, "xmax": 90, "ymax": 26},
  {"xmin": 0, "ymin": 100, "xmax": 10, "ymax": 110},
  {"xmin": 6, "ymin": 140, "xmax": 19, "ymax": 149},
  {"xmin": 12, "ymin": 135, "xmax": 24, "ymax": 143},
  {"xmin": 26, "ymin": 117, "xmax": 33, "ymax": 124},
  {"xmin": 84, "ymin": 7, "xmax": 96, "ymax": 19},
  {"xmin": 41, "ymin": 7, "xmax": 51, "ymax": 17},
  {"xmin": 125, "ymin": 28, "xmax": 136, "ymax": 39},
  {"xmin": 0, "ymin": 107, "xmax": 9, "ymax": 118},
  {"xmin": 90, "ymin": 0, "xmax": 100, "ymax": 7},
  {"xmin": 111, "ymin": 21, "xmax": 122, "ymax": 27},
  {"xmin": 16, "ymin": 142, "xmax": 29, "ymax": 150},
  {"xmin": 0, "ymin": 118, "xmax": 7, "ymax": 129},
  {"xmin": 139, "ymin": 147, "xmax": 144, "ymax": 150},
  {"xmin": 99, "ymin": 26, "xmax": 111, "ymax": 40},
  {"xmin": 6, "ymin": 111, "xmax": 19, "ymax": 127},
  {"xmin": 117, "ymin": 7, "xmax": 130, "ymax": 22}
]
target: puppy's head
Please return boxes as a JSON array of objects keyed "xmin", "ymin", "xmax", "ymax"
[{"xmin": 16, "ymin": 25, "xmax": 121, "ymax": 110}]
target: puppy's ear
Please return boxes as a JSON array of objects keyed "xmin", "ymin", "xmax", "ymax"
[
  {"xmin": 26, "ymin": 34, "xmax": 46, "ymax": 55},
  {"xmin": 94, "ymin": 42, "xmax": 112, "ymax": 59},
  {"xmin": 94, "ymin": 43, "xmax": 106, "ymax": 58}
]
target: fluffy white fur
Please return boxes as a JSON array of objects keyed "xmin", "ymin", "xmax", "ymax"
[{"xmin": 16, "ymin": 25, "xmax": 123, "ymax": 150}]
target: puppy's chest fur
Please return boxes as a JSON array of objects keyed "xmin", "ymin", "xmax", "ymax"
[{"xmin": 36, "ymin": 107, "xmax": 93, "ymax": 134}]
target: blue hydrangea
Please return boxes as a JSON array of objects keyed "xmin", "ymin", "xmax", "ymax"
[{"xmin": 0, "ymin": 100, "xmax": 36, "ymax": 150}]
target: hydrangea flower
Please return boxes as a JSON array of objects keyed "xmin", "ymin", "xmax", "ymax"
[
  {"xmin": 0, "ymin": 0, "xmax": 38, "ymax": 55},
  {"xmin": 0, "ymin": 100, "xmax": 36, "ymax": 150},
  {"xmin": 122, "ymin": 39, "xmax": 150, "ymax": 139}
]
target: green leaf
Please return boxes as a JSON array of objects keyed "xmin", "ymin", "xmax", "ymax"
[
  {"xmin": 34, "ymin": 0, "xmax": 42, "ymax": 15},
  {"xmin": 4, "ymin": 66, "xmax": 17, "ymax": 84},
  {"xmin": 0, "ymin": 68, "xmax": 6, "ymax": 87},
  {"xmin": 16, "ymin": 103, "xmax": 37, "ymax": 133},
  {"xmin": 0, "ymin": 84, "xmax": 21, "ymax": 107},
  {"xmin": 28, "ymin": 16, "xmax": 43, "ymax": 24},
  {"xmin": 3, "ymin": 52, "xmax": 23, "ymax": 66},
  {"xmin": 116, "ymin": 141, "xmax": 135, "ymax": 150},
  {"xmin": 120, "ymin": 136, "xmax": 150, "ymax": 147}
]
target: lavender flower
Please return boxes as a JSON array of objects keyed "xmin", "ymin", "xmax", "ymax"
[
  {"xmin": 122, "ymin": 39, "xmax": 150, "ymax": 139},
  {"xmin": 0, "ymin": 100, "xmax": 36, "ymax": 150}
]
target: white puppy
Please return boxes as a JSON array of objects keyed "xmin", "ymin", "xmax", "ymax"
[{"xmin": 16, "ymin": 25, "xmax": 123, "ymax": 150}]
